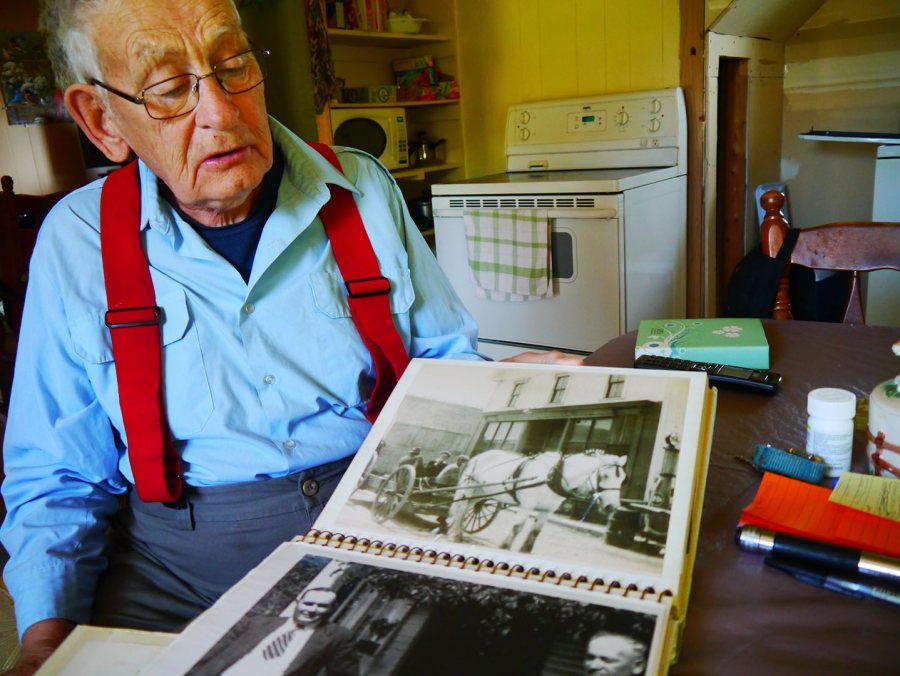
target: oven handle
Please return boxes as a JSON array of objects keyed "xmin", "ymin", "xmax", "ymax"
[{"xmin": 432, "ymin": 208, "xmax": 618, "ymax": 219}]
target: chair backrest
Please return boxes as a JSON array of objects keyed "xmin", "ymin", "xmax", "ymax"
[
  {"xmin": 760, "ymin": 190, "xmax": 900, "ymax": 324},
  {"xmin": 1, "ymin": 176, "xmax": 68, "ymax": 415},
  {"xmin": 0, "ymin": 176, "xmax": 68, "ymax": 332}
]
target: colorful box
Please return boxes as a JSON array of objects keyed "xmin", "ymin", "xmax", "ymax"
[
  {"xmin": 392, "ymin": 55, "xmax": 434, "ymax": 72},
  {"xmin": 635, "ymin": 318, "xmax": 769, "ymax": 369}
]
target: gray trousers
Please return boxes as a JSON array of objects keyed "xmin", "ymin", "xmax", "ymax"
[{"xmin": 91, "ymin": 456, "xmax": 351, "ymax": 632}]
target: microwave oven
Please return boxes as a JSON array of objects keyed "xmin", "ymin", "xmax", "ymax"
[{"xmin": 330, "ymin": 107, "xmax": 409, "ymax": 170}]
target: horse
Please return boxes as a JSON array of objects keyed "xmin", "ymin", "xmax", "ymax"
[{"xmin": 444, "ymin": 448, "xmax": 627, "ymax": 553}]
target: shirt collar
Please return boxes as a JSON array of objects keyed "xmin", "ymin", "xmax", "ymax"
[{"xmin": 270, "ymin": 116, "xmax": 360, "ymax": 198}]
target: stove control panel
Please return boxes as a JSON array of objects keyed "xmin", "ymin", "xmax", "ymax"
[{"xmin": 505, "ymin": 88, "xmax": 686, "ymax": 172}]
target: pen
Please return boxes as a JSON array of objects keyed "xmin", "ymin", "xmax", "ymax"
[
  {"xmin": 764, "ymin": 557, "xmax": 900, "ymax": 607},
  {"xmin": 736, "ymin": 525, "xmax": 900, "ymax": 584}
]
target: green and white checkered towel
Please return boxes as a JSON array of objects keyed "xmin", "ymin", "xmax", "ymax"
[{"xmin": 463, "ymin": 209, "xmax": 553, "ymax": 301}]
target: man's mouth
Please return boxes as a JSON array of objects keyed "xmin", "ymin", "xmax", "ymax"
[{"xmin": 201, "ymin": 146, "xmax": 249, "ymax": 167}]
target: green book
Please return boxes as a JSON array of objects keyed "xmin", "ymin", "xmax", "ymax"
[{"xmin": 635, "ymin": 318, "xmax": 770, "ymax": 369}]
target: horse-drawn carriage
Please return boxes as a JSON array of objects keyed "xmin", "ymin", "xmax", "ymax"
[
  {"xmin": 370, "ymin": 449, "xmax": 627, "ymax": 552},
  {"xmin": 370, "ymin": 464, "xmax": 503, "ymax": 534}
]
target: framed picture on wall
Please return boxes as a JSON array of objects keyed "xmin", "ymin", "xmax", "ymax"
[{"xmin": 0, "ymin": 31, "xmax": 69, "ymax": 125}]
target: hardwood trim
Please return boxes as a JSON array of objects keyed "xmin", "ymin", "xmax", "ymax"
[
  {"xmin": 315, "ymin": 104, "xmax": 334, "ymax": 144},
  {"xmin": 679, "ymin": 0, "xmax": 706, "ymax": 317},
  {"xmin": 716, "ymin": 57, "xmax": 749, "ymax": 315}
]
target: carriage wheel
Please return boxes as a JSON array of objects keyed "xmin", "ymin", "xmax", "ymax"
[
  {"xmin": 372, "ymin": 465, "xmax": 416, "ymax": 523},
  {"xmin": 461, "ymin": 498, "xmax": 501, "ymax": 533}
]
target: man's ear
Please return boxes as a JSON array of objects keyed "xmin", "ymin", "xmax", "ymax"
[
  {"xmin": 631, "ymin": 656, "xmax": 647, "ymax": 675},
  {"xmin": 65, "ymin": 84, "xmax": 132, "ymax": 163}
]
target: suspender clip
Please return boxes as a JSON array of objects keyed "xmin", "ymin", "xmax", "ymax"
[
  {"xmin": 345, "ymin": 275, "xmax": 391, "ymax": 299},
  {"xmin": 105, "ymin": 305, "xmax": 162, "ymax": 329}
]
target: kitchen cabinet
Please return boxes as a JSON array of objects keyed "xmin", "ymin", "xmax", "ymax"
[{"xmin": 317, "ymin": 1, "xmax": 464, "ymax": 184}]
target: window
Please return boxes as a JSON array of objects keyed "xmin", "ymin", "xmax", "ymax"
[
  {"xmin": 606, "ymin": 374, "xmax": 625, "ymax": 398},
  {"xmin": 562, "ymin": 417, "xmax": 617, "ymax": 453},
  {"xmin": 550, "ymin": 375, "xmax": 569, "ymax": 403},
  {"xmin": 480, "ymin": 420, "xmax": 525, "ymax": 451},
  {"xmin": 508, "ymin": 381, "xmax": 525, "ymax": 408}
]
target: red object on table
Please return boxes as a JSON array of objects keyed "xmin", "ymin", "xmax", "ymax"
[{"xmin": 739, "ymin": 472, "xmax": 900, "ymax": 558}]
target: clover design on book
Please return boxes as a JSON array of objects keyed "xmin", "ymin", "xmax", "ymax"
[{"xmin": 712, "ymin": 325, "xmax": 744, "ymax": 339}]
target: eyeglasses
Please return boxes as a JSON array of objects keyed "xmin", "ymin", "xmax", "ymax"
[{"xmin": 91, "ymin": 48, "xmax": 269, "ymax": 120}]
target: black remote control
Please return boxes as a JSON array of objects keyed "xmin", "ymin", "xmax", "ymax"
[{"xmin": 633, "ymin": 354, "xmax": 782, "ymax": 393}]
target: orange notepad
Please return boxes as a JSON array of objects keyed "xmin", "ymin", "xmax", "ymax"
[{"xmin": 739, "ymin": 472, "xmax": 900, "ymax": 559}]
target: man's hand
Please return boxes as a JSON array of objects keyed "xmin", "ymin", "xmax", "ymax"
[
  {"xmin": 4, "ymin": 619, "xmax": 75, "ymax": 676},
  {"xmin": 502, "ymin": 350, "xmax": 585, "ymax": 366}
]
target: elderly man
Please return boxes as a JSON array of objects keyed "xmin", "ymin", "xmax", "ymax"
[
  {"xmin": 583, "ymin": 630, "xmax": 648, "ymax": 676},
  {"xmin": 1, "ymin": 0, "xmax": 579, "ymax": 672}
]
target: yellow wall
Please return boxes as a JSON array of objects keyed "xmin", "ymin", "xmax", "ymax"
[{"xmin": 455, "ymin": 0, "xmax": 681, "ymax": 177}]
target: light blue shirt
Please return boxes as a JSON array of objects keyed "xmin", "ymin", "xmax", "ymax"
[{"xmin": 1, "ymin": 118, "xmax": 483, "ymax": 633}]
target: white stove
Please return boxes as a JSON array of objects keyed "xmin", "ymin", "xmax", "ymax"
[{"xmin": 432, "ymin": 88, "xmax": 687, "ymax": 358}]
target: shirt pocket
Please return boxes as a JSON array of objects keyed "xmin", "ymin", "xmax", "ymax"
[
  {"xmin": 68, "ymin": 288, "xmax": 214, "ymax": 436},
  {"xmin": 308, "ymin": 265, "xmax": 414, "ymax": 319}
]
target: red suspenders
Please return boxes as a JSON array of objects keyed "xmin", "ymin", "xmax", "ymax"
[
  {"xmin": 99, "ymin": 146, "xmax": 409, "ymax": 502},
  {"xmin": 101, "ymin": 161, "xmax": 181, "ymax": 502},
  {"xmin": 307, "ymin": 142, "xmax": 410, "ymax": 422}
]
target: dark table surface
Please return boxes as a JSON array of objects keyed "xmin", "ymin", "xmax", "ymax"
[{"xmin": 586, "ymin": 319, "xmax": 900, "ymax": 676}]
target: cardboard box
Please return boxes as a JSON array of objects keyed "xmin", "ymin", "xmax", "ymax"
[
  {"xmin": 635, "ymin": 318, "xmax": 769, "ymax": 369},
  {"xmin": 393, "ymin": 67, "xmax": 439, "ymax": 88},
  {"xmin": 392, "ymin": 55, "xmax": 434, "ymax": 72},
  {"xmin": 342, "ymin": 85, "xmax": 398, "ymax": 104}
]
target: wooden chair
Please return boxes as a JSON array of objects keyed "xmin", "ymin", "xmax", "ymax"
[
  {"xmin": 0, "ymin": 176, "xmax": 68, "ymax": 414},
  {"xmin": 760, "ymin": 190, "xmax": 900, "ymax": 324}
]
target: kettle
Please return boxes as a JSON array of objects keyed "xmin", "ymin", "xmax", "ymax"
[{"xmin": 409, "ymin": 131, "xmax": 446, "ymax": 167}]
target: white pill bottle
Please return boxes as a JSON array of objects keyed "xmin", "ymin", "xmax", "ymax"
[{"xmin": 806, "ymin": 388, "xmax": 857, "ymax": 478}]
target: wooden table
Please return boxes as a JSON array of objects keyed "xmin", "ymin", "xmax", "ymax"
[{"xmin": 586, "ymin": 319, "xmax": 899, "ymax": 675}]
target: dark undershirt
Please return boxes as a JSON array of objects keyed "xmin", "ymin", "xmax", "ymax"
[{"xmin": 177, "ymin": 147, "xmax": 284, "ymax": 283}]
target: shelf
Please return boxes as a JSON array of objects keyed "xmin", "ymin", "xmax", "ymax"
[
  {"xmin": 331, "ymin": 99, "xmax": 459, "ymax": 109},
  {"xmin": 327, "ymin": 28, "xmax": 451, "ymax": 48},
  {"xmin": 799, "ymin": 130, "xmax": 900, "ymax": 144},
  {"xmin": 392, "ymin": 161, "xmax": 463, "ymax": 181}
]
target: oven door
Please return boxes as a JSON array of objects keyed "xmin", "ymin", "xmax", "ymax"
[{"xmin": 433, "ymin": 198, "xmax": 623, "ymax": 359}]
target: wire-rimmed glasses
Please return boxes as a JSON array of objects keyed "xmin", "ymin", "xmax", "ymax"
[{"xmin": 91, "ymin": 48, "xmax": 269, "ymax": 120}]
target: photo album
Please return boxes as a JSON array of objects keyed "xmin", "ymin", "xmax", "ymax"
[{"xmin": 141, "ymin": 358, "xmax": 717, "ymax": 675}]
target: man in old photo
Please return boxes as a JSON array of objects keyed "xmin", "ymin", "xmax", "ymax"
[
  {"xmin": 583, "ymin": 629, "xmax": 648, "ymax": 676},
  {"xmin": 195, "ymin": 586, "xmax": 357, "ymax": 675}
]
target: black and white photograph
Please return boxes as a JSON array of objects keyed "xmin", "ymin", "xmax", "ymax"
[
  {"xmin": 318, "ymin": 359, "xmax": 707, "ymax": 582},
  {"xmin": 174, "ymin": 548, "xmax": 663, "ymax": 676}
]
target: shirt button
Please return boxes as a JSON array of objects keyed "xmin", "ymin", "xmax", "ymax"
[
  {"xmin": 302, "ymin": 479, "xmax": 319, "ymax": 496},
  {"xmin": 244, "ymin": 303, "xmax": 255, "ymax": 314},
  {"xmin": 263, "ymin": 374, "xmax": 276, "ymax": 385},
  {"xmin": 284, "ymin": 439, "xmax": 296, "ymax": 450}
]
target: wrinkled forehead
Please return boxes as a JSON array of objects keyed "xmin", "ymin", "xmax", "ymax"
[{"xmin": 94, "ymin": 0, "xmax": 244, "ymax": 80}]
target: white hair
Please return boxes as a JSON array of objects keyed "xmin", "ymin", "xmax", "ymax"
[
  {"xmin": 39, "ymin": 0, "xmax": 241, "ymax": 90},
  {"xmin": 39, "ymin": 0, "xmax": 109, "ymax": 90}
]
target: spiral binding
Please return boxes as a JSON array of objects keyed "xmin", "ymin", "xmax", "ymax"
[{"xmin": 301, "ymin": 529, "xmax": 672, "ymax": 600}]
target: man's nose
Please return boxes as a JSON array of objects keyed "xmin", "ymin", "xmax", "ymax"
[{"xmin": 193, "ymin": 74, "xmax": 239, "ymax": 127}]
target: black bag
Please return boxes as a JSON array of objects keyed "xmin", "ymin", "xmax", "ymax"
[{"xmin": 724, "ymin": 228, "xmax": 799, "ymax": 318}]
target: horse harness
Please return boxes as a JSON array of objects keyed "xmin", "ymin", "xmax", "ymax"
[
  {"xmin": 503, "ymin": 451, "xmax": 624, "ymax": 504},
  {"xmin": 100, "ymin": 143, "xmax": 408, "ymax": 503}
]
